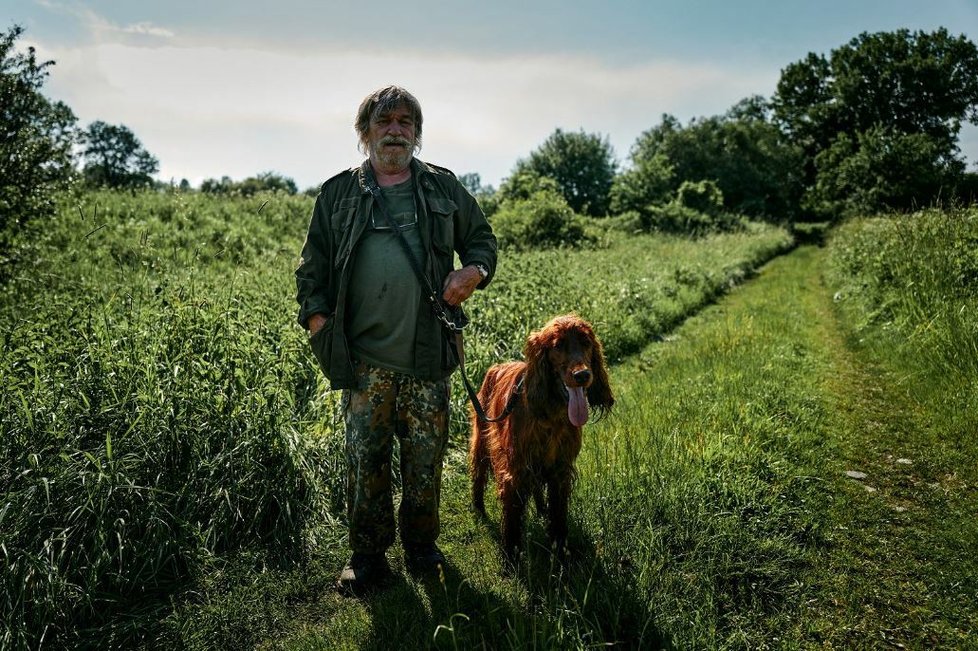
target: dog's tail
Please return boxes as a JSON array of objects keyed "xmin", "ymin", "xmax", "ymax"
[{"xmin": 469, "ymin": 367, "xmax": 498, "ymax": 515}]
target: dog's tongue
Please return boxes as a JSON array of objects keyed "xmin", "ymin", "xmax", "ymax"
[{"xmin": 567, "ymin": 385, "xmax": 589, "ymax": 427}]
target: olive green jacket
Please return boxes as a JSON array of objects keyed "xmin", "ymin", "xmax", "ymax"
[{"xmin": 295, "ymin": 158, "xmax": 497, "ymax": 390}]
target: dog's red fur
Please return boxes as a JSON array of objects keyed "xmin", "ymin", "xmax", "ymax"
[{"xmin": 469, "ymin": 314, "xmax": 614, "ymax": 558}]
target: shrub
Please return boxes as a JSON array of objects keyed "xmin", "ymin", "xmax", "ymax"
[{"xmin": 490, "ymin": 188, "xmax": 592, "ymax": 251}]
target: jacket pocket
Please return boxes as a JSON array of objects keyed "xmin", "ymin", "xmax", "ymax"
[
  {"xmin": 308, "ymin": 314, "xmax": 336, "ymax": 379},
  {"xmin": 330, "ymin": 198, "xmax": 359, "ymax": 269},
  {"xmin": 428, "ymin": 197, "xmax": 457, "ymax": 254}
]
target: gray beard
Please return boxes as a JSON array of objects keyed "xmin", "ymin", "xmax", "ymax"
[{"xmin": 376, "ymin": 147, "xmax": 413, "ymax": 169}]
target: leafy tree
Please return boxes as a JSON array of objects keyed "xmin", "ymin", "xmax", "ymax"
[
  {"xmin": 497, "ymin": 167, "xmax": 561, "ymax": 204},
  {"xmin": 80, "ymin": 121, "xmax": 159, "ymax": 188},
  {"xmin": 609, "ymin": 150, "xmax": 674, "ymax": 215},
  {"xmin": 622, "ymin": 104, "xmax": 802, "ymax": 221},
  {"xmin": 507, "ymin": 128, "xmax": 617, "ymax": 216},
  {"xmin": 200, "ymin": 171, "xmax": 297, "ymax": 196},
  {"xmin": 809, "ymin": 126, "xmax": 961, "ymax": 216},
  {"xmin": 458, "ymin": 172, "xmax": 499, "ymax": 216},
  {"xmin": 773, "ymin": 28, "xmax": 978, "ymax": 216},
  {"xmin": 0, "ymin": 25, "xmax": 77, "ymax": 245}
]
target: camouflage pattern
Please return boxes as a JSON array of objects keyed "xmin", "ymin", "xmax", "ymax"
[{"xmin": 343, "ymin": 360, "xmax": 450, "ymax": 553}]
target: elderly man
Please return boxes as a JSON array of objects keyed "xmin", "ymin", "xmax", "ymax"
[{"xmin": 296, "ymin": 86, "xmax": 497, "ymax": 595}]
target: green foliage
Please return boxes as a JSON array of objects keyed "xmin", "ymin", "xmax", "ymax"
[
  {"xmin": 81, "ymin": 120, "xmax": 159, "ymax": 189},
  {"xmin": 506, "ymin": 128, "xmax": 617, "ymax": 216},
  {"xmin": 201, "ymin": 171, "xmax": 298, "ymax": 196},
  {"xmin": 623, "ymin": 104, "xmax": 803, "ymax": 222},
  {"xmin": 826, "ymin": 207, "xmax": 978, "ymax": 380},
  {"xmin": 0, "ymin": 25, "xmax": 77, "ymax": 249},
  {"xmin": 808, "ymin": 126, "xmax": 959, "ymax": 217},
  {"xmin": 457, "ymin": 171, "xmax": 499, "ymax": 217},
  {"xmin": 0, "ymin": 186, "xmax": 793, "ymax": 645},
  {"xmin": 774, "ymin": 28, "xmax": 978, "ymax": 217},
  {"xmin": 676, "ymin": 179, "xmax": 724, "ymax": 216},
  {"xmin": 608, "ymin": 151, "xmax": 674, "ymax": 214},
  {"xmin": 490, "ymin": 187, "xmax": 591, "ymax": 250},
  {"xmin": 497, "ymin": 166, "xmax": 561, "ymax": 203},
  {"xmin": 0, "ymin": 190, "xmax": 328, "ymax": 648}
]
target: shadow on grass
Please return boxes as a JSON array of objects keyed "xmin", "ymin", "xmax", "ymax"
[{"xmin": 462, "ymin": 504, "xmax": 670, "ymax": 650}]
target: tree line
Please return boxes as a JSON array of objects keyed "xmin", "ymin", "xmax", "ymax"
[{"xmin": 3, "ymin": 24, "xmax": 978, "ymax": 250}]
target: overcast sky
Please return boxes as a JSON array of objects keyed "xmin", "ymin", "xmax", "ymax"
[{"xmin": 7, "ymin": 0, "xmax": 978, "ymax": 190}]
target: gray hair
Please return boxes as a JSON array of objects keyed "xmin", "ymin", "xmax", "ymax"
[{"xmin": 354, "ymin": 85, "xmax": 423, "ymax": 153}]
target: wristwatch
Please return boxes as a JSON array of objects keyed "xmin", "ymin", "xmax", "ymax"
[{"xmin": 472, "ymin": 263, "xmax": 489, "ymax": 280}]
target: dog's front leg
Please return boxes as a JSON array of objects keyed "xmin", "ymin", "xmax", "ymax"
[
  {"xmin": 546, "ymin": 474, "xmax": 573, "ymax": 557},
  {"xmin": 499, "ymin": 484, "xmax": 527, "ymax": 560}
]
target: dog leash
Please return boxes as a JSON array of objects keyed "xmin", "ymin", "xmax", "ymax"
[{"xmin": 363, "ymin": 168, "xmax": 518, "ymax": 422}]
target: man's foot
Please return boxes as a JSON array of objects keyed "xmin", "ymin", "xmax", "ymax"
[
  {"xmin": 336, "ymin": 552, "xmax": 391, "ymax": 597},
  {"xmin": 404, "ymin": 543, "xmax": 446, "ymax": 575}
]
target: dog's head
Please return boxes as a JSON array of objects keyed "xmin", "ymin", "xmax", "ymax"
[{"xmin": 524, "ymin": 314, "xmax": 614, "ymax": 425}]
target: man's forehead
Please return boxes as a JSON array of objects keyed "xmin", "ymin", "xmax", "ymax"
[{"xmin": 372, "ymin": 102, "xmax": 414, "ymax": 121}]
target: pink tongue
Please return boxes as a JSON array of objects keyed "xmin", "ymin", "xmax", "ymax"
[{"xmin": 567, "ymin": 386, "xmax": 589, "ymax": 427}]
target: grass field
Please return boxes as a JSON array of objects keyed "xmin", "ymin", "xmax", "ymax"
[
  {"xmin": 0, "ymin": 189, "xmax": 792, "ymax": 649},
  {"xmin": 3, "ymin": 192, "xmax": 975, "ymax": 648}
]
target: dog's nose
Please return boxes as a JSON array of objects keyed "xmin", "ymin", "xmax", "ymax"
[{"xmin": 572, "ymin": 369, "xmax": 591, "ymax": 385}]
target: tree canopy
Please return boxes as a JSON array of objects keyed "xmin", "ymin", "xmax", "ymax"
[
  {"xmin": 618, "ymin": 100, "xmax": 803, "ymax": 222},
  {"xmin": 505, "ymin": 128, "xmax": 617, "ymax": 216},
  {"xmin": 80, "ymin": 121, "xmax": 159, "ymax": 189},
  {"xmin": 773, "ymin": 28, "xmax": 978, "ymax": 216},
  {"xmin": 0, "ymin": 25, "xmax": 77, "ymax": 245}
]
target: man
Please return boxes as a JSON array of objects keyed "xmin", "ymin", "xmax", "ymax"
[{"xmin": 295, "ymin": 86, "xmax": 497, "ymax": 595}]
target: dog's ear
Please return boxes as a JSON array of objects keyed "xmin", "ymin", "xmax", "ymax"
[
  {"xmin": 524, "ymin": 332, "xmax": 555, "ymax": 417},
  {"xmin": 586, "ymin": 333, "xmax": 614, "ymax": 416}
]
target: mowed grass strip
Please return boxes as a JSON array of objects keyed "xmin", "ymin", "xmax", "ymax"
[{"xmin": 255, "ymin": 242, "xmax": 975, "ymax": 649}]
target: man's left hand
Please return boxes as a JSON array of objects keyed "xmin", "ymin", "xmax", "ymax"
[{"xmin": 442, "ymin": 265, "xmax": 482, "ymax": 306}]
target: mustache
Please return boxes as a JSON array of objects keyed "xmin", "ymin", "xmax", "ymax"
[{"xmin": 379, "ymin": 136, "xmax": 413, "ymax": 148}]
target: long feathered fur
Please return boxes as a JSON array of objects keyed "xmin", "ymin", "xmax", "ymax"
[{"xmin": 469, "ymin": 314, "xmax": 614, "ymax": 558}]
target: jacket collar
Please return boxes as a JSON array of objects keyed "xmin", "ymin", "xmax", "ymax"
[{"xmin": 357, "ymin": 157, "xmax": 436, "ymax": 194}]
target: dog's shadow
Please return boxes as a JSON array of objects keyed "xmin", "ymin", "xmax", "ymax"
[{"xmin": 471, "ymin": 500, "xmax": 671, "ymax": 649}]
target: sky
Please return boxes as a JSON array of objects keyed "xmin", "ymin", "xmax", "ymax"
[{"xmin": 6, "ymin": 0, "xmax": 978, "ymax": 190}]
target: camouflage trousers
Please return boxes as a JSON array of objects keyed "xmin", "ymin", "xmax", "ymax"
[{"xmin": 342, "ymin": 360, "xmax": 451, "ymax": 554}]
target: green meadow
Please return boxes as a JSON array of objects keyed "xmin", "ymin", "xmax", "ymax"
[{"xmin": 2, "ymin": 191, "xmax": 977, "ymax": 649}]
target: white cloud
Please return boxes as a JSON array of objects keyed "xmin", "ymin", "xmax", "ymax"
[{"xmin": 31, "ymin": 39, "xmax": 777, "ymax": 188}]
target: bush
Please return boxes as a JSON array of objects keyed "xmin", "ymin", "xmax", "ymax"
[{"xmin": 490, "ymin": 188, "xmax": 592, "ymax": 250}]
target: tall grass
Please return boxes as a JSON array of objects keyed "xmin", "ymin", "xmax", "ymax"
[
  {"xmin": 826, "ymin": 206, "xmax": 978, "ymax": 381},
  {"xmin": 0, "ymin": 188, "xmax": 792, "ymax": 647}
]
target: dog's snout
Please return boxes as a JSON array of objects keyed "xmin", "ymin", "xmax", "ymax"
[{"xmin": 572, "ymin": 368, "xmax": 591, "ymax": 385}]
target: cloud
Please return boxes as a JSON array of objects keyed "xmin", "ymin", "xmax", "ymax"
[
  {"xmin": 30, "ymin": 37, "xmax": 777, "ymax": 188},
  {"xmin": 32, "ymin": 0, "xmax": 175, "ymax": 44}
]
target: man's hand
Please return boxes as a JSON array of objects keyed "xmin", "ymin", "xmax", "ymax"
[
  {"xmin": 307, "ymin": 313, "xmax": 328, "ymax": 336},
  {"xmin": 442, "ymin": 265, "xmax": 482, "ymax": 306}
]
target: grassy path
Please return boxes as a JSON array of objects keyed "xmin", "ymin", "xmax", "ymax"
[{"xmin": 174, "ymin": 244, "xmax": 977, "ymax": 649}]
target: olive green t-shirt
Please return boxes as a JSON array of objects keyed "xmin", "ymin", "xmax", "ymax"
[{"xmin": 347, "ymin": 178, "xmax": 425, "ymax": 374}]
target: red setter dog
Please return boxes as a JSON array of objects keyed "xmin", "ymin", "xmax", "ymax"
[{"xmin": 469, "ymin": 314, "xmax": 614, "ymax": 559}]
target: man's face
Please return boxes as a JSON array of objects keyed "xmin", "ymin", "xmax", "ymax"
[{"xmin": 367, "ymin": 104, "xmax": 417, "ymax": 172}]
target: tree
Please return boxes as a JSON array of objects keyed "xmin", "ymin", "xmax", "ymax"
[
  {"xmin": 80, "ymin": 121, "xmax": 159, "ymax": 188},
  {"xmin": 200, "ymin": 171, "xmax": 297, "ymax": 196},
  {"xmin": 773, "ymin": 28, "xmax": 978, "ymax": 216},
  {"xmin": 0, "ymin": 25, "xmax": 77, "ymax": 245},
  {"xmin": 621, "ymin": 104, "xmax": 803, "ymax": 221},
  {"xmin": 507, "ymin": 128, "xmax": 617, "ymax": 216}
]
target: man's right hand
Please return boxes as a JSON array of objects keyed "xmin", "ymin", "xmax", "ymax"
[{"xmin": 308, "ymin": 313, "xmax": 328, "ymax": 336}]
